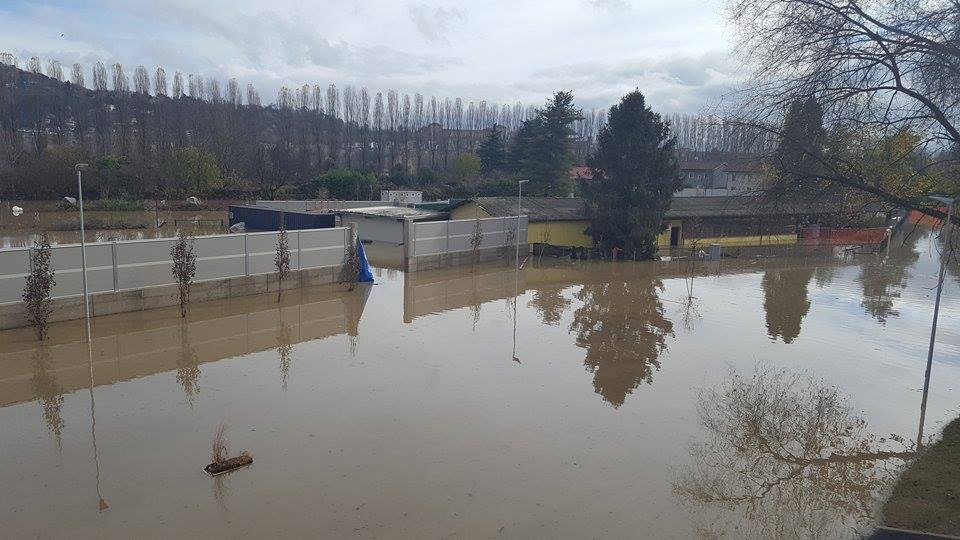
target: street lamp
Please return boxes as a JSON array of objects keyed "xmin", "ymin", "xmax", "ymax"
[
  {"xmin": 75, "ymin": 163, "xmax": 90, "ymax": 322},
  {"xmin": 516, "ymin": 180, "xmax": 528, "ymax": 268},
  {"xmin": 917, "ymin": 195, "xmax": 955, "ymax": 448}
]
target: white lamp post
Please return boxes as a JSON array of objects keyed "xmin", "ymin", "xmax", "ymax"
[
  {"xmin": 75, "ymin": 163, "xmax": 90, "ymax": 321},
  {"xmin": 516, "ymin": 180, "xmax": 528, "ymax": 268},
  {"xmin": 917, "ymin": 195, "xmax": 955, "ymax": 447}
]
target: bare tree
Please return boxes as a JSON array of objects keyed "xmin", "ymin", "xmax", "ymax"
[
  {"xmin": 227, "ymin": 78, "xmax": 240, "ymax": 106},
  {"xmin": 0, "ymin": 52, "xmax": 16, "ymax": 66},
  {"xmin": 70, "ymin": 63, "xmax": 84, "ymax": 87},
  {"xmin": 171, "ymin": 230, "xmax": 197, "ymax": 318},
  {"xmin": 23, "ymin": 234, "xmax": 56, "ymax": 340},
  {"xmin": 154, "ymin": 67, "xmax": 167, "ymax": 96},
  {"xmin": 274, "ymin": 221, "xmax": 290, "ymax": 302},
  {"xmin": 728, "ymin": 0, "xmax": 960, "ymax": 223},
  {"xmin": 246, "ymin": 83, "xmax": 260, "ymax": 106},
  {"xmin": 111, "ymin": 63, "xmax": 128, "ymax": 92},
  {"xmin": 208, "ymin": 79, "xmax": 221, "ymax": 103},
  {"xmin": 45, "ymin": 59, "xmax": 63, "ymax": 82},
  {"xmin": 172, "ymin": 71, "xmax": 184, "ymax": 98},
  {"xmin": 133, "ymin": 65, "xmax": 149, "ymax": 94},
  {"xmin": 93, "ymin": 60, "xmax": 107, "ymax": 92},
  {"xmin": 27, "ymin": 56, "xmax": 42, "ymax": 74}
]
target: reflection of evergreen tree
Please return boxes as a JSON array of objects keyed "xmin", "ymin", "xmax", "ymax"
[
  {"xmin": 761, "ymin": 268, "xmax": 815, "ymax": 344},
  {"xmin": 569, "ymin": 279, "xmax": 673, "ymax": 407},
  {"xmin": 175, "ymin": 321, "xmax": 200, "ymax": 403},
  {"xmin": 527, "ymin": 286, "xmax": 571, "ymax": 326},
  {"xmin": 30, "ymin": 345, "xmax": 64, "ymax": 449},
  {"xmin": 857, "ymin": 232, "xmax": 920, "ymax": 324}
]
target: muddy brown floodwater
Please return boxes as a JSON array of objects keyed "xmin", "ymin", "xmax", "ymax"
[{"xmin": 1, "ymin": 228, "xmax": 958, "ymax": 538}]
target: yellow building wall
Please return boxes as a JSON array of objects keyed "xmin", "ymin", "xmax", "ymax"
[
  {"xmin": 450, "ymin": 203, "xmax": 593, "ymax": 248},
  {"xmin": 682, "ymin": 234, "xmax": 797, "ymax": 248},
  {"xmin": 449, "ymin": 202, "xmax": 491, "ymax": 221},
  {"xmin": 529, "ymin": 221, "xmax": 593, "ymax": 248}
]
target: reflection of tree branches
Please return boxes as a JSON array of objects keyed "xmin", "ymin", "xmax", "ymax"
[
  {"xmin": 276, "ymin": 322, "xmax": 293, "ymax": 389},
  {"xmin": 30, "ymin": 345, "xmax": 64, "ymax": 450},
  {"xmin": 674, "ymin": 366, "xmax": 915, "ymax": 539},
  {"xmin": 175, "ymin": 321, "xmax": 200, "ymax": 404},
  {"xmin": 569, "ymin": 279, "xmax": 673, "ymax": 407}
]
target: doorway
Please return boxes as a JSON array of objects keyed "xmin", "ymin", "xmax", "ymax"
[{"xmin": 669, "ymin": 226, "xmax": 681, "ymax": 247}]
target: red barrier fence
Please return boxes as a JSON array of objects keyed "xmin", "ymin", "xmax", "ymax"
[{"xmin": 799, "ymin": 227, "xmax": 889, "ymax": 246}]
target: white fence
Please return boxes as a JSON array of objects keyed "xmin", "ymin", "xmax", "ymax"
[
  {"xmin": 408, "ymin": 216, "xmax": 528, "ymax": 258},
  {"xmin": 0, "ymin": 228, "xmax": 350, "ymax": 305}
]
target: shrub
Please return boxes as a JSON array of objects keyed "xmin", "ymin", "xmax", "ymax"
[
  {"xmin": 170, "ymin": 230, "xmax": 197, "ymax": 317},
  {"xmin": 23, "ymin": 233, "xmax": 56, "ymax": 340}
]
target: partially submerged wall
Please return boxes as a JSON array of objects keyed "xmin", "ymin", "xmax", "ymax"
[
  {"xmin": 0, "ymin": 226, "xmax": 355, "ymax": 329},
  {"xmin": 403, "ymin": 216, "xmax": 528, "ymax": 272}
]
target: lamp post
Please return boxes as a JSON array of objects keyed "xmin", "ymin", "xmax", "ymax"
[
  {"xmin": 516, "ymin": 180, "xmax": 528, "ymax": 269},
  {"xmin": 76, "ymin": 163, "xmax": 90, "ymax": 322},
  {"xmin": 917, "ymin": 195, "xmax": 955, "ymax": 448}
]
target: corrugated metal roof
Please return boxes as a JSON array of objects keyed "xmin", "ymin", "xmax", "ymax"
[
  {"xmin": 456, "ymin": 197, "xmax": 589, "ymax": 222},
  {"xmin": 336, "ymin": 206, "xmax": 446, "ymax": 221},
  {"xmin": 665, "ymin": 196, "xmax": 838, "ymax": 218}
]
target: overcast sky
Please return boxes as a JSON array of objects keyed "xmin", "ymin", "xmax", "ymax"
[{"xmin": 1, "ymin": 0, "xmax": 738, "ymax": 113}]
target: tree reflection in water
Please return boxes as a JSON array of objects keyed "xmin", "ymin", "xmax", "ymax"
[
  {"xmin": 175, "ymin": 321, "xmax": 200, "ymax": 404},
  {"xmin": 276, "ymin": 322, "xmax": 294, "ymax": 389},
  {"xmin": 857, "ymin": 232, "xmax": 920, "ymax": 324},
  {"xmin": 30, "ymin": 345, "xmax": 65, "ymax": 449},
  {"xmin": 569, "ymin": 278, "xmax": 673, "ymax": 407},
  {"xmin": 528, "ymin": 286, "xmax": 571, "ymax": 326},
  {"xmin": 761, "ymin": 268, "xmax": 814, "ymax": 344},
  {"xmin": 674, "ymin": 366, "xmax": 914, "ymax": 538}
]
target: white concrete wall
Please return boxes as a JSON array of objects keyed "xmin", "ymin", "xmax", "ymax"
[
  {"xmin": 341, "ymin": 215, "xmax": 405, "ymax": 244},
  {"xmin": 0, "ymin": 228, "xmax": 349, "ymax": 305},
  {"xmin": 409, "ymin": 216, "xmax": 528, "ymax": 258}
]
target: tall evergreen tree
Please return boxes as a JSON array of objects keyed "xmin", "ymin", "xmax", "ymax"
[
  {"xmin": 513, "ymin": 91, "xmax": 583, "ymax": 195},
  {"xmin": 769, "ymin": 97, "xmax": 828, "ymax": 199},
  {"xmin": 585, "ymin": 90, "xmax": 680, "ymax": 259},
  {"xmin": 477, "ymin": 127, "xmax": 507, "ymax": 174}
]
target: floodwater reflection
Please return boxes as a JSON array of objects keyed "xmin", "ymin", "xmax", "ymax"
[
  {"xmin": 857, "ymin": 232, "xmax": 921, "ymax": 324},
  {"xmin": 1, "ymin": 227, "xmax": 957, "ymax": 538},
  {"xmin": 30, "ymin": 345, "xmax": 65, "ymax": 449},
  {"xmin": 761, "ymin": 268, "xmax": 815, "ymax": 344},
  {"xmin": 570, "ymin": 278, "xmax": 674, "ymax": 407},
  {"xmin": 674, "ymin": 366, "xmax": 915, "ymax": 538}
]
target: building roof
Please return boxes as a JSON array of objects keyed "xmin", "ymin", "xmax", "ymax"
[
  {"xmin": 665, "ymin": 196, "xmax": 838, "ymax": 218},
  {"xmin": 680, "ymin": 159, "xmax": 764, "ymax": 173},
  {"xmin": 570, "ymin": 166, "xmax": 594, "ymax": 180},
  {"xmin": 336, "ymin": 206, "xmax": 446, "ymax": 221},
  {"xmin": 451, "ymin": 197, "xmax": 589, "ymax": 222}
]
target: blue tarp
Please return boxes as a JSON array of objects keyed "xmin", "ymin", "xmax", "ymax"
[{"xmin": 356, "ymin": 239, "xmax": 374, "ymax": 283}]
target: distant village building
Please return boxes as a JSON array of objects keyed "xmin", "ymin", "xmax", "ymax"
[
  {"xmin": 676, "ymin": 160, "xmax": 765, "ymax": 197},
  {"xmin": 381, "ymin": 190, "xmax": 423, "ymax": 204}
]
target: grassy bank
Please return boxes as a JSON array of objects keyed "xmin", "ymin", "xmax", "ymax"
[{"xmin": 882, "ymin": 417, "xmax": 960, "ymax": 536}]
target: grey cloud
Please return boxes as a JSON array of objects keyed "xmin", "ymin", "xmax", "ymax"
[{"xmin": 407, "ymin": 3, "xmax": 467, "ymax": 43}]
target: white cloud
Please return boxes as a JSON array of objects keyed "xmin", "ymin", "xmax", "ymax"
[{"xmin": 0, "ymin": 0, "xmax": 731, "ymax": 113}]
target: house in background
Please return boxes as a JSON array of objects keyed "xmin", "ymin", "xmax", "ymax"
[{"xmin": 676, "ymin": 160, "xmax": 766, "ymax": 197}]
